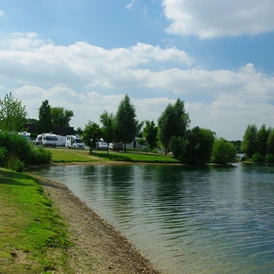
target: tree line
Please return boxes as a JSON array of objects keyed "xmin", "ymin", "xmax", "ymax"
[
  {"xmin": 80, "ymin": 94, "xmax": 237, "ymax": 165},
  {"xmin": 241, "ymin": 124, "xmax": 274, "ymax": 163},
  {"xmin": 0, "ymin": 92, "xmax": 238, "ymax": 165}
]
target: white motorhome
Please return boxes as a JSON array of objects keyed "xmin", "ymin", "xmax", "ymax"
[
  {"xmin": 66, "ymin": 135, "xmax": 85, "ymax": 149},
  {"xmin": 37, "ymin": 133, "xmax": 66, "ymax": 147}
]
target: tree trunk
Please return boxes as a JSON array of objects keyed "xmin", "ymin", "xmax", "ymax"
[{"xmin": 123, "ymin": 142, "xmax": 126, "ymax": 152}]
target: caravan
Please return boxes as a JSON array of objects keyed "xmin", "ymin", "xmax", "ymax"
[
  {"xmin": 66, "ymin": 135, "xmax": 85, "ymax": 149},
  {"xmin": 35, "ymin": 133, "xmax": 66, "ymax": 147}
]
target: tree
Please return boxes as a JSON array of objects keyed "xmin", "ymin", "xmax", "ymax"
[
  {"xmin": 115, "ymin": 94, "xmax": 139, "ymax": 152},
  {"xmin": 81, "ymin": 121, "xmax": 102, "ymax": 154},
  {"xmin": 158, "ymin": 98, "xmax": 190, "ymax": 155},
  {"xmin": 75, "ymin": 127, "xmax": 83, "ymax": 136},
  {"xmin": 241, "ymin": 124, "xmax": 258, "ymax": 158},
  {"xmin": 183, "ymin": 127, "xmax": 215, "ymax": 165},
  {"xmin": 37, "ymin": 100, "xmax": 52, "ymax": 133},
  {"xmin": 143, "ymin": 120, "xmax": 158, "ymax": 153},
  {"xmin": 211, "ymin": 138, "xmax": 237, "ymax": 164},
  {"xmin": 257, "ymin": 124, "xmax": 271, "ymax": 157},
  {"xmin": 267, "ymin": 128, "xmax": 274, "ymax": 154},
  {"xmin": 100, "ymin": 111, "xmax": 115, "ymax": 154},
  {"xmin": 169, "ymin": 136, "xmax": 187, "ymax": 162},
  {"xmin": 51, "ymin": 107, "xmax": 74, "ymax": 127},
  {"xmin": 0, "ymin": 92, "xmax": 28, "ymax": 132}
]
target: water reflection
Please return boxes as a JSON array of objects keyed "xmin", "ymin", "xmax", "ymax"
[{"xmin": 31, "ymin": 163, "xmax": 274, "ymax": 274}]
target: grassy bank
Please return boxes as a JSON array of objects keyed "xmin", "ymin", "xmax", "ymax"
[
  {"xmin": 47, "ymin": 148, "xmax": 180, "ymax": 164},
  {"xmin": 47, "ymin": 148, "xmax": 100, "ymax": 163},
  {"xmin": 0, "ymin": 168, "xmax": 72, "ymax": 274}
]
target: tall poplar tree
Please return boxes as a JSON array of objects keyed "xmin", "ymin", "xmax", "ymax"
[
  {"xmin": 37, "ymin": 100, "xmax": 52, "ymax": 133},
  {"xmin": 115, "ymin": 94, "xmax": 139, "ymax": 152},
  {"xmin": 158, "ymin": 98, "xmax": 190, "ymax": 155}
]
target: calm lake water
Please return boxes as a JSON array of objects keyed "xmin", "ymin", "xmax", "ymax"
[{"xmin": 31, "ymin": 163, "xmax": 274, "ymax": 274}]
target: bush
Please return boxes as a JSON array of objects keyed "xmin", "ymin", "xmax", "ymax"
[
  {"xmin": 211, "ymin": 138, "xmax": 237, "ymax": 164},
  {"xmin": 241, "ymin": 155, "xmax": 248, "ymax": 161},
  {"xmin": 252, "ymin": 153, "xmax": 265, "ymax": 163},
  {"xmin": 7, "ymin": 155, "xmax": 25, "ymax": 172},
  {"xmin": 0, "ymin": 147, "xmax": 8, "ymax": 167},
  {"xmin": 0, "ymin": 131, "xmax": 52, "ymax": 170},
  {"xmin": 0, "ymin": 131, "xmax": 33, "ymax": 165},
  {"xmin": 30, "ymin": 147, "xmax": 52, "ymax": 165},
  {"xmin": 265, "ymin": 154, "xmax": 274, "ymax": 163}
]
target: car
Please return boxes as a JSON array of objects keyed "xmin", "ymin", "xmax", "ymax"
[{"xmin": 97, "ymin": 141, "xmax": 108, "ymax": 150}]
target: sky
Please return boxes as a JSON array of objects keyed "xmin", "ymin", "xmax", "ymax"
[{"xmin": 1, "ymin": 0, "xmax": 274, "ymax": 140}]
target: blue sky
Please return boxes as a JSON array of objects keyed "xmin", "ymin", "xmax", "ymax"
[{"xmin": 1, "ymin": 0, "xmax": 274, "ymax": 140}]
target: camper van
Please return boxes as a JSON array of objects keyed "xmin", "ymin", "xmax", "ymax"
[
  {"xmin": 66, "ymin": 135, "xmax": 85, "ymax": 149},
  {"xmin": 36, "ymin": 133, "xmax": 66, "ymax": 147}
]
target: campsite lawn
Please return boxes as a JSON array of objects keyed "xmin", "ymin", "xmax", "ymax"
[{"xmin": 45, "ymin": 147, "xmax": 180, "ymax": 164}]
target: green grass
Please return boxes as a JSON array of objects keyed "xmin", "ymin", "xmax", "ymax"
[
  {"xmin": 0, "ymin": 168, "xmax": 72, "ymax": 274},
  {"xmin": 91, "ymin": 150, "xmax": 180, "ymax": 163},
  {"xmin": 47, "ymin": 148, "xmax": 101, "ymax": 163},
  {"xmin": 45, "ymin": 148, "xmax": 180, "ymax": 164}
]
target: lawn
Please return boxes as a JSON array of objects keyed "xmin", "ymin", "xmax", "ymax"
[
  {"xmin": 46, "ymin": 148, "xmax": 102, "ymax": 163},
  {"xmin": 91, "ymin": 150, "xmax": 180, "ymax": 163},
  {"xmin": 0, "ymin": 168, "xmax": 72, "ymax": 274},
  {"xmin": 44, "ymin": 147, "xmax": 180, "ymax": 164}
]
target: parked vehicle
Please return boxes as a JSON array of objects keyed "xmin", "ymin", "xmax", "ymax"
[
  {"xmin": 66, "ymin": 135, "xmax": 85, "ymax": 149},
  {"xmin": 37, "ymin": 133, "xmax": 66, "ymax": 147},
  {"xmin": 43, "ymin": 133, "xmax": 66, "ymax": 147},
  {"xmin": 96, "ymin": 141, "xmax": 108, "ymax": 150}
]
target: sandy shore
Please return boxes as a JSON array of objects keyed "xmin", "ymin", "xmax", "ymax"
[{"xmin": 31, "ymin": 173, "xmax": 163, "ymax": 274}]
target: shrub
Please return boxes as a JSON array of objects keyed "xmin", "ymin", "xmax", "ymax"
[
  {"xmin": 0, "ymin": 147, "xmax": 8, "ymax": 167},
  {"xmin": 7, "ymin": 155, "xmax": 25, "ymax": 172},
  {"xmin": 0, "ymin": 131, "xmax": 33, "ymax": 165},
  {"xmin": 252, "ymin": 153, "xmax": 265, "ymax": 163},
  {"xmin": 211, "ymin": 138, "xmax": 237, "ymax": 164},
  {"xmin": 241, "ymin": 155, "xmax": 248, "ymax": 161},
  {"xmin": 31, "ymin": 147, "xmax": 52, "ymax": 165},
  {"xmin": 265, "ymin": 154, "xmax": 274, "ymax": 163}
]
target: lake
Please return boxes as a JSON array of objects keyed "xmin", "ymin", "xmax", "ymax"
[{"xmin": 31, "ymin": 163, "xmax": 274, "ymax": 274}]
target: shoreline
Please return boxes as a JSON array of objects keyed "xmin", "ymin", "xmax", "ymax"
[{"xmin": 29, "ymin": 173, "xmax": 163, "ymax": 274}]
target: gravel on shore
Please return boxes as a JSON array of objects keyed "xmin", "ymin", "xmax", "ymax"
[{"xmin": 31, "ymin": 174, "xmax": 163, "ymax": 274}]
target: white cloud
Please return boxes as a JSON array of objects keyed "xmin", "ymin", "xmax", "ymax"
[
  {"xmin": 1, "ymin": 32, "xmax": 274, "ymax": 140},
  {"xmin": 0, "ymin": 10, "xmax": 5, "ymax": 17},
  {"xmin": 126, "ymin": 0, "xmax": 135, "ymax": 10},
  {"xmin": 162, "ymin": 0, "xmax": 274, "ymax": 38}
]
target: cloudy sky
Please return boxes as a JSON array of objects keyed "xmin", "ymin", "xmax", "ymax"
[{"xmin": 1, "ymin": 0, "xmax": 274, "ymax": 140}]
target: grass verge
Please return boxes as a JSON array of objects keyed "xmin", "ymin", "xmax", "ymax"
[
  {"xmin": 47, "ymin": 148, "xmax": 102, "ymax": 163},
  {"xmin": 0, "ymin": 168, "xmax": 72, "ymax": 274},
  {"xmin": 91, "ymin": 150, "xmax": 180, "ymax": 163}
]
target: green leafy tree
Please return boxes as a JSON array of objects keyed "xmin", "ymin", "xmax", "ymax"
[
  {"xmin": 143, "ymin": 120, "xmax": 158, "ymax": 152},
  {"xmin": 37, "ymin": 100, "xmax": 52, "ymax": 133},
  {"xmin": 51, "ymin": 107, "xmax": 74, "ymax": 127},
  {"xmin": 169, "ymin": 136, "xmax": 188, "ymax": 162},
  {"xmin": 100, "ymin": 111, "xmax": 115, "ymax": 154},
  {"xmin": 211, "ymin": 138, "xmax": 237, "ymax": 164},
  {"xmin": 81, "ymin": 121, "xmax": 102, "ymax": 154},
  {"xmin": 257, "ymin": 124, "xmax": 271, "ymax": 157},
  {"xmin": 158, "ymin": 98, "xmax": 190, "ymax": 155},
  {"xmin": 0, "ymin": 92, "xmax": 28, "ymax": 132},
  {"xmin": 75, "ymin": 127, "xmax": 83, "ymax": 136},
  {"xmin": 183, "ymin": 127, "xmax": 215, "ymax": 165},
  {"xmin": 241, "ymin": 124, "xmax": 258, "ymax": 158},
  {"xmin": 115, "ymin": 94, "xmax": 139, "ymax": 152},
  {"xmin": 267, "ymin": 128, "xmax": 274, "ymax": 154}
]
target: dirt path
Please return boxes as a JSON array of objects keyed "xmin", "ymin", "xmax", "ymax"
[{"xmin": 32, "ymin": 174, "xmax": 163, "ymax": 274}]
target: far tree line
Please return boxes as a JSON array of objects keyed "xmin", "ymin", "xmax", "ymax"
[
  {"xmin": 241, "ymin": 124, "xmax": 274, "ymax": 163},
  {"xmin": 3, "ymin": 92, "xmax": 272, "ymax": 165}
]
